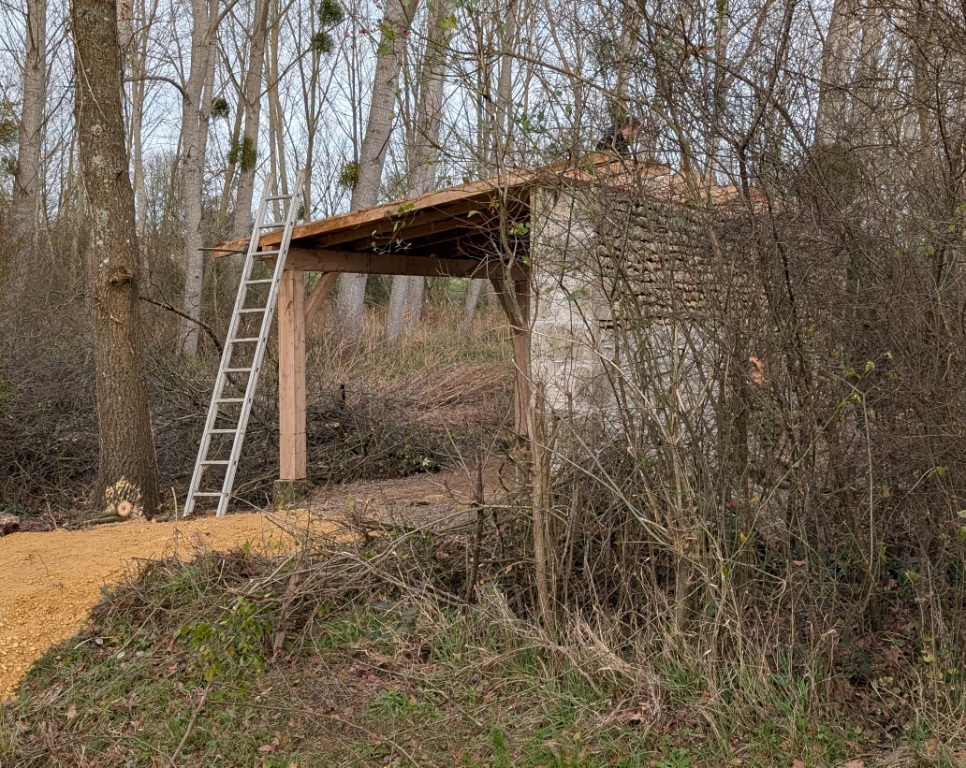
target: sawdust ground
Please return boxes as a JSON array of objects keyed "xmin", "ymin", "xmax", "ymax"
[
  {"xmin": 0, "ymin": 509, "xmax": 322, "ymax": 702},
  {"xmin": 0, "ymin": 467, "xmax": 497, "ymax": 703}
]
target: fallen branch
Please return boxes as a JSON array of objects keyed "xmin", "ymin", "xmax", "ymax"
[{"xmin": 139, "ymin": 296, "xmax": 223, "ymax": 355}]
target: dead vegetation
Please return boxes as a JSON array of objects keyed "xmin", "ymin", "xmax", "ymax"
[{"xmin": 0, "ymin": 301, "xmax": 511, "ymax": 521}]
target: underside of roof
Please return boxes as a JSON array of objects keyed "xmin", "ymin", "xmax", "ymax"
[
  {"xmin": 213, "ymin": 154, "xmax": 749, "ymax": 279},
  {"xmin": 214, "ymin": 154, "xmax": 606, "ymax": 278}
]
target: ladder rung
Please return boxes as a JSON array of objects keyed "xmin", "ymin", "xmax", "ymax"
[{"xmin": 186, "ymin": 168, "xmax": 306, "ymax": 520}]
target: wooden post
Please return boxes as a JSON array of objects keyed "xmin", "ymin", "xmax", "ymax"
[
  {"xmin": 490, "ymin": 268, "xmax": 531, "ymax": 437},
  {"xmin": 513, "ymin": 275, "xmax": 531, "ymax": 437},
  {"xmin": 278, "ymin": 268, "xmax": 306, "ymax": 481}
]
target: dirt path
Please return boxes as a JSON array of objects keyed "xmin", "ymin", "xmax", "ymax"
[
  {"xmin": 0, "ymin": 468, "xmax": 490, "ymax": 703},
  {"xmin": 0, "ymin": 511, "xmax": 317, "ymax": 702}
]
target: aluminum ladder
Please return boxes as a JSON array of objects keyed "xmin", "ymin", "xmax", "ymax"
[{"xmin": 183, "ymin": 170, "xmax": 305, "ymax": 517}]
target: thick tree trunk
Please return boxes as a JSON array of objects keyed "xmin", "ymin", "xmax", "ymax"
[
  {"xmin": 337, "ymin": 0, "xmax": 417, "ymax": 345},
  {"xmin": 178, "ymin": 0, "xmax": 219, "ymax": 355},
  {"xmin": 8, "ymin": 0, "xmax": 47, "ymax": 288},
  {"xmin": 72, "ymin": 0, "xmax": 160, "ymax": 517},
  {"xmin": 386, "ymin": 0, "xmax": 453, "ymax": 340}
]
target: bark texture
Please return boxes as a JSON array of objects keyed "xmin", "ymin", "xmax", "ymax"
[
  {"xmin": 337, "ymin": 0, "xmax": 417, "ymax": 344},
  {"xmin": 8, "ymin": 0, "xmax": 47, "ymax": 288},
  {"xmin": 232, "ymin": 0, "xmax": 270, "ymax": 237},
  {"xmin": 815, "ymin": 0, "xmax": 860, "ymax": 144},
  {"xmin": 72, "ymin": 0, "xmax": 160, "ymax": 517},
  {"xmin": 178, "ymin": 0, "xmax": 219, "ymax": 355},
  {"xmin": 386, "ymin": 0, "xmax": 453, "ymax": 340}
]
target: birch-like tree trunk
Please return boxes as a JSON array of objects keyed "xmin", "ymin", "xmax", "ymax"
[
  {"xmin": 231, "ymin": 0, "xmax": 270, "ymax": 237},
  {"xmin": 178, "ymin": 0, "xmax": 220, "ymax": 355},
  {"xmin": 461, "ymin": 0, "xmax": 517, "ymax": 329},
  {"xmin": 72, "ymin": 0, "xmax": 160, "ymax": 516},
  {"xmin": 815, "ymin": 0, "xmax": 860, "ymax": 145},
  {"xmin": 125, "ymin": 0, "xmax": 161, "ymax": 277},
  {"xmin": 385, "ymin": 0, "xmax": 454, "ymax": 340},
  {"xmin": 8, "ymin": 0, "xmax": 47, "ymax": 288},
  {"xmin": 336, "ymin": 0, "xmax": 417, "ymax": 345},
  {"xmin": 265, "ymin": 2, "xmax": 289, "ymax": 214}
]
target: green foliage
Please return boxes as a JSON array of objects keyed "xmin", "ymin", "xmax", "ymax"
[
  {"xmin": 177, "ymin": 595, "xmax": 273, "ymax": 682},
  {"xmin": 228, "ymin": 135, "xmax": 257, "ymax": 171},
  {"xmin": 310, "ymin": 30, "xmax": 334, "ymax": 54},
  {"xmin": 0, "ymin": 117, "xmax": 17, "ymax": 146},
  {"xmin": 210, "ymin": 96, "xmax": 231, "ymax": 119},
  {"xmin": 337, "ymin": 159, "xmax": 359, "ymax": 188},
  {"xmin": 317, "ymin": 0, "xmax": 344, "ymax": 26}
]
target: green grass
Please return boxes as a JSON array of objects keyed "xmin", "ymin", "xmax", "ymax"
[{"xmin": 3, "ymin": 550, "xmax": 966, "ymax": 767}]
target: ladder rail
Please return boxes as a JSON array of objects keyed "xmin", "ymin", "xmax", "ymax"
[
  {"xmin": 183, "ymin": 181, "xmax": 273, "ymax": 518},
  {"xmin": 214, "ymin": 171, "xmax": 304, "ymax": 517},
  {"xmin": 183, "ymin": 171, "xmax": 306, "ymax": 518}
]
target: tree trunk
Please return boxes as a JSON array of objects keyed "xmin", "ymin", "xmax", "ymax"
[
  {"xmin": 461, "ymin": 0, "xmax": 517, "ymax": 327},
  {"xmin": 265, "ymin": 2, "xmax": 289, "ymax": 217},
  {"xmin": 178, "ymin": 0, "xmax": 219, "ymax": 355},
  {"xmin": 126, "ymin": 0, "xmax": 161, "ymax": 279},
  {"xmin": 459, "ymin": 277, "xmax": 484, "ymax": 329},
  {"xmin": 385, "ymin": 0, "xmax": 453, "ymax": 340},
  {"xmin": 72, "ymin": 0, "xmax": 160, "ymax": 518},
  {"xmin": 815, "ymin": 0, "xmax": 860, "ymax": 145},
  {"xmin": 336, "ymin": 0, "xmax": 418, "ymax": 345},
  {"xmin": 8, "ymin": 0, "xmax": 47, "ymax": 289},
  {"xmin": 232, "ymin": 0, "xmax": 270, "ymax": 237}
]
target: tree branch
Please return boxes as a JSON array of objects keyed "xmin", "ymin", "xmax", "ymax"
[{"xmin": 139, "ymin": 296, "xmax": 223, "ymax": 355}]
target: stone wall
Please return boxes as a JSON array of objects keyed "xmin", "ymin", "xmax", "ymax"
[{"xmin": 529, "ymin": 179, "xmax": 756, "ymax": 429}]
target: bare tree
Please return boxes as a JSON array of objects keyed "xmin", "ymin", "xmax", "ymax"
[
  {"xmin": 460, "ymin": 0, "xmax": 519, "ymax": 328},
  {"xmin": 178, "ymin": 0, "xmax": 221, "ymax": 355},
  {"xmin": 72, "ymin": 0, "xmax": 160, "ymax": 517},
  {"xmin": 7, "ymin": 0, "xmax": 46, "ymax": 289},
  {"xmin": 385, "ymin": 0, "xmax": 454, "ymax": 340},
  {"xmin": 335, "ymin": 0, "xmax": 418, "ymax": 345},
  {"xmin": 231, "ymin": 0, "xmax": 270, "ymax": 237}
]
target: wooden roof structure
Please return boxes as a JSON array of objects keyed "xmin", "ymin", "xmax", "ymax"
[
  {"xmin": 212, "ymin": 154, "xmax": 741, "ymax": 490},
  {"xmin": 215, "ymin": 154, "xmax": 685, "ymax": 276}
]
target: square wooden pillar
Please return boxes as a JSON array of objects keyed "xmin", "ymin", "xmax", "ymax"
[
  {"xmin": 512, "ymin": 275, "xmax": 531, "ymax": 437},
  {"xmin": 278, "ymin": 268, "xmax": 306, "ymax": 481},
  {"xmin": 490, "ymin": 269, "xmax": 531, "ymax": 438}
]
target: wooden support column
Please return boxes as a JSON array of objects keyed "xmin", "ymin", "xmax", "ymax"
[
  {"xmin": 513, "ymin": 275, "xmax": 531, "ymax": 437},
  {"xmin": 278, "ymin": 268, "xmax": 306, "ymax": 481},
  {"xmin": 491, "ymin": 267, "xmax": 531, "ymax": 438}
]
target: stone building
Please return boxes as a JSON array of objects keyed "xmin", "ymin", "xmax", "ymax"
[{"xmin": 216, "ymin": 155, "xmax": 760, "ymax": 486}]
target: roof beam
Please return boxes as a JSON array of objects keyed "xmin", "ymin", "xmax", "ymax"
[{"xmin": 277, "ymin": 247, "xmax": 526, "ymax": 280}]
